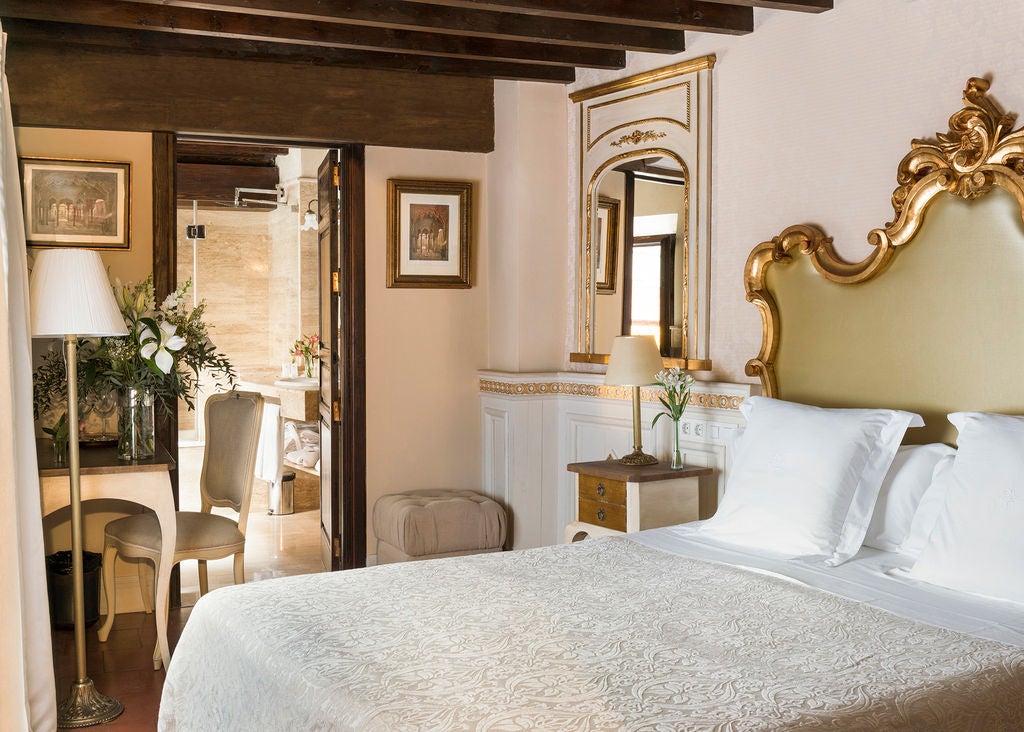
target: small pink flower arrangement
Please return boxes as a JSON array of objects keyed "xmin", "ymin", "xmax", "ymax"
[{"xmin": 292, "ymin": 334, "xmax": 321, "ymax": 378}]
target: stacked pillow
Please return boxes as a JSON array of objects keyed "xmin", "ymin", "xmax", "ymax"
[
  {"xmin": 905, "ymin": 412, "xmax": 1024, "ymax": 604},
  {"xmin": 706, "ymin": 398, "xmax": 1023, "ymax": 605},
  {"xmin": 699, "ymin": 397, "xmax": 922, "ymax": 565}
]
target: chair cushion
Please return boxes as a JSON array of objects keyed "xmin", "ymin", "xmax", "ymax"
[
  {"xmin": 105, "ymin": 511, "xmax": 245, "ymax": 555},
  {"xmin": 373, "ymin": 489, "xmax": 507, "ymax": 557}
]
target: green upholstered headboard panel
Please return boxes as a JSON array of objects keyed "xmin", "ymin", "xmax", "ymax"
[{"xmin": 745, "ymin": 78, "xmax": 1024, "ymax": 444}]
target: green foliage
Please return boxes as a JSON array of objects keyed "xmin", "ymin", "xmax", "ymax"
[
  {"xmin": 33, "ymin": 275, "xmax": 236, "ymax": 416},
  {"xmin": 651, "ymin": 366, "xmax": 695, "ymax": 427}
]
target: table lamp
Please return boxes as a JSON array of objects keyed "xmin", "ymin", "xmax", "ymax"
[
  {"xmin": 30, "ymin": 249, "xmax": 127, "ymax": 727},
  {"xmin": 605, "ymin": 335, "xmax": 663, "ymax": 466}
]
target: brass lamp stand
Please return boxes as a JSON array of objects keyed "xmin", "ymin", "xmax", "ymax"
[
  {"xmin": 30, "ymin": 249, "xmax": 128, "ymax": 728},
  {"xmin": 605, "ymin": 335, "xmax": 663, "ymax": 466}
]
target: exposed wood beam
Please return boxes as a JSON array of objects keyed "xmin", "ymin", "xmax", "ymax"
[
  {"xmin": 121, "ymin": 0, "xmax": 698, "ymax": 49},
  {"xmin": 176, "ymin": 141, "xmax": 289, "ymax": 166},
  {"xmin": 176, "ymin": 162, "xmax": 279, "ymax": 203},
  {"xmin": 403, "ymin": 0, "xmax": 755, "ymax": 33},
  {"xmin": 0, "ymin": 0, "xmax": 629, "ymax": 65},
  {"xmin": 0, "ymin": 18, "xmax": 579, "ymax": 82}
]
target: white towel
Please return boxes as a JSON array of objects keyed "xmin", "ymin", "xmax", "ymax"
[{"xmin": 254, "ymin": 401, "xmax": 282, "ymax": 487}]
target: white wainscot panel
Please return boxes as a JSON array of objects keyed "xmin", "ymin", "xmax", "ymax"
[{"xmin": 480, "ymin": 371, "xmax": 753, "ymax": 548}]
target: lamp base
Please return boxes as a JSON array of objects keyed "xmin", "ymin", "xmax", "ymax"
[
  {"xmin": 618, "ymin": 449, "xmax": 658, "ymax": 466},
  {"xmin": 57, "ymin": 679, "xmax": 123, "ymax": 728}
]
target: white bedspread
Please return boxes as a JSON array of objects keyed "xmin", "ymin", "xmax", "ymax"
[{"xmin": 159, "ymin": 536, "xmax": 1024, "ymax": 731}]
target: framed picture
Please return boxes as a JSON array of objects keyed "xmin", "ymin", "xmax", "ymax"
[
  {"xmin": 20, "ymin": 157, "xmax": 131, "ymax": 249},
  {"xmin": 596, "ymin": 195, "xmax": 620, "ymax": 293},
  {"xmin": 387, "ymin": 178, "xmax": 472, "ymax": 288}
]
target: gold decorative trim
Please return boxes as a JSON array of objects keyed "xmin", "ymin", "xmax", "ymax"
[
  {"xmin": 586, "ymin": 81, "xmax": 691, "ymax": 149},
  {"xmin": 569, "ymin": 54, "xmax": 716, "ymax": 104},
  {"xmin": 744, "ymin": 78, "xmax": 1024, "ymax": 397},
  {"xmin": 610, "ymin": 130, "xmax": 668, "ymax": 148},
  {"xmin": 479, "ymin": 379, "xmax": 743, "ymax": 411},
  {"xmin": 589, "ymin": 116, "xmax": 687, "ymax": 151}
]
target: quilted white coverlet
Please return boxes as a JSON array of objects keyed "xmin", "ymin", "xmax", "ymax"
[{"xmin": 159, "ymin": 537, "xmax": 1024, "ymax": 731}]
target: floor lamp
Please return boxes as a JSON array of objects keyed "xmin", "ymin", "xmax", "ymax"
[
  {"xmin": 605, "ymin": 335, "xmax": 663, "ymax": 466},
  {"xmin": 30, "ymin": 249, "xmax": 127, "ymax": 728}
]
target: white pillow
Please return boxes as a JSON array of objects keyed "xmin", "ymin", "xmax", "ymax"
[
  {"xmin": 907, "ymin": 412, "xmax": 1024, "ymax": 604},
  {"xmin": 699, "ymin": 397, "xmax": 921, "ymax": 565},
  {"xmin": 897, "ymin": 453, "xmax": 956, "ymax": 557},
  {"xmin": 863, "ymin": 443, "xmax": 956, "ymax": 552}
]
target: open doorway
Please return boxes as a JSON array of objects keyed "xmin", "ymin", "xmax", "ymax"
[{"xmin": 172, "ymin": 141, "xmax": 330, "ymax": 603}]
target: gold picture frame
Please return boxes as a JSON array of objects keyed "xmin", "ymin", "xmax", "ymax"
[
  {"xmin": 20, "ymin": 157, "xmax": 131, "ymax": 249},
  {"xmin": 386, "ymin": 178, "xmax": 472, "ymax": 288},
  {"xmin": 596, "ymin": 195, "xmax": 620, "ymax": 293}
]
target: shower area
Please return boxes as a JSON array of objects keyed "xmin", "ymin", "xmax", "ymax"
[{"xmin": 174, "ymin": 142, "xmax": 329, "ymax": 598}]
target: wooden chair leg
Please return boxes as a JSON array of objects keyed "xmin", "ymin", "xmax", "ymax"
[
  {"xmin": 198, "ymin": 559, "xmax": 209, "ymax": 597},
  {"xmin": 97, "ymin": 543, "xmax": 118, "ymax": 642},
  {"xmin": 139, "ymin": 559, "xmax": 154, "ymax": 614},
  {"xmin": 233, "ymin": 552, "xmax": 245, "ymax": 586}
]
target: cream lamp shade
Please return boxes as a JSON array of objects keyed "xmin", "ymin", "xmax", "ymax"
[
  {"xmin": 29, "ymin": 249, "xmax": 127, "ymax": 338},
  {"xmin": 605, "ymin": 335, "xmax": 662, "ymax": 387}
]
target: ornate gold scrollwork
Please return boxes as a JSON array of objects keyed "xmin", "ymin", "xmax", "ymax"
[
  {"xmin": 610, "ymin": 129, "xmax": 668, "ymax": 147},
  {"xmin": 744, "ymin": 78, "xmax": 1024, "ymax": 397}
]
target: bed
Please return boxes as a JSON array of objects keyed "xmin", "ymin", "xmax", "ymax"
[{"xmin": 159, "ymin": 78, "xmax": 1024, "ymax": 730}]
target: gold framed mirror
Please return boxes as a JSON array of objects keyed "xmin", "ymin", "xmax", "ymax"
[{"xmin": 570, "ymin": 56, "xmax": 714, "ymax": 370}]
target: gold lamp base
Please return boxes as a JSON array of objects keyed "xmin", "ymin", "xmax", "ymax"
[
  {"xmin": 57, "ymin": 679, "xmax": 124, "ymax": 728},
  {"xmin": 618, "ymin": 448, "xmax": 658, "ymax": 466}
]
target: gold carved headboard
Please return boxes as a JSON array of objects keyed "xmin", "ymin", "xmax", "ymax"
[{"xmin": 744, "ymin": 78, "xmax": 1024, "ymax": 444}]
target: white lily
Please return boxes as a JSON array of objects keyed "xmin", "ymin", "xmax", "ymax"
[{"xmin": 139, "ymin": 319, "xmax": 186, "ymax": 374}]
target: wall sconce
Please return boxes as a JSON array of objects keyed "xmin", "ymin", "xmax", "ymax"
[{"xmin": 300, "ymin": 200, "xmax": 318, "ymax": 231}]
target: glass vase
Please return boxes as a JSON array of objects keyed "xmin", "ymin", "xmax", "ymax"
[
  {"xmin": 118, "ymin": 386, "xmax": 155, "ymax": 461},
  {"xmin": 303, "ymin": 354, "xmax": 313, "ymax": 378},
  {"xmin": 670, "ymin": 420, "xmax": 684, "ymax": 470}
]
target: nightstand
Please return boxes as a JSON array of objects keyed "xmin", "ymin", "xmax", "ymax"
[{"xmin": 564, "ymin": 460, "xmax": 715, "ymax": 542}]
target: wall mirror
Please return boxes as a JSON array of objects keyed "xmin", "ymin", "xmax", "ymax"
[{"xmin": 570, "ymin": 56, "xmax": 714, "ymax": 370}]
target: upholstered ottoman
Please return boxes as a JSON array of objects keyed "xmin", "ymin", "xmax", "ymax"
[{"xmin": 373, "ymin": 489, "xmax": 507, "ymax": 564}]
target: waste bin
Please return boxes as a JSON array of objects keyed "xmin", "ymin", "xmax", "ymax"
[
  {"xmin": 269, "ymin": 471, "xmax": 296, "ymax": 515},
  {"xmin": 45, "ymin": 550, "xmax": 101, "ymax": 629}
]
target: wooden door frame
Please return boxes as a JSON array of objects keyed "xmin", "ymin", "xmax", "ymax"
[{"xmin": 152, "ymin": 134, "xmax": 367, "ymax": 601}]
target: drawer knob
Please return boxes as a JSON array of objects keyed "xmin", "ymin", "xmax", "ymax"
[
  {"xmin": 596, "ymin": 483, "xmax": 606, "ymax": 497},
  {"xmin": 597, "ymin": 508, "xmax": 606, "ymax": 521}
]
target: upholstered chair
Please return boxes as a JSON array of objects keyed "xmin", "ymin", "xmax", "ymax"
[{"xmin": 97, "ymin": 390, "xmax": 264, "ymax": 662}]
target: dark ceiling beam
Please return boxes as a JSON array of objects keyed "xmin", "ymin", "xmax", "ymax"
[
  {"xmin": 121, "ymin": 0, "xmax": 697, "ymax": 49},
  {"xmin": 176, "ymin": 141, "xmax": 289, "ymax": 166},
  {"xmin": 0, "ymin": 18, "xmax": 578, "ymax": 82},
  {"xmin": 0, "ymin": 0, "xmax": 627, "ymax": 66},
  {"xmin": 403, "ymin": 0, "xmax": 754, "ymax": 33}
]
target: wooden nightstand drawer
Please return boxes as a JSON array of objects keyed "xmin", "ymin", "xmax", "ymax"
[
  {"xmin": 578, "ymin": 498, "xmax": 627, "ymax": 531},
  {"xmin": 578, "ymin": 474, "xmax": 626, "ymax": 506}
]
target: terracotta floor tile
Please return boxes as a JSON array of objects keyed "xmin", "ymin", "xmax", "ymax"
[{"xmin": 49, "ymin": 445, "xmax": 323, "ymax": 726}]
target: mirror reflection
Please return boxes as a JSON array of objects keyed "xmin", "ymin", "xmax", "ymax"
[{"xmin": 592, "ymin": 155, "xmax": 687, "ymax": 358}]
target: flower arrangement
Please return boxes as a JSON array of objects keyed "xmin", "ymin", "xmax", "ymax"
[
  {"xmin": 33, "ymin": 275, "xmax": 236, "ymax": 458},
  {"xmin": 103, "ymin": 276, "xmax": 235, "ymax": 409},
  {"xmin": 651, "ymin": 366, "xmax": 695, "ymax": 469},
  {"xmin": 291, "ymin": 333, "xmax": 321, "ymax": 378}
]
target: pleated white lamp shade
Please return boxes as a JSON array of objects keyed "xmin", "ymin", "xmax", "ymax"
[
  {"xmin": 604, "ymin": 335, "xmax": 663, "ymax": 387},
  {"xmin": 29, "ymin": 249, "xmax": 128, "ymax": 338}
]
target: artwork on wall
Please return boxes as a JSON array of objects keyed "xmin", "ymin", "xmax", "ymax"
[
  {"xmin": 387, "ymin": 178, "xmax": 472, "ymax": 288},
  {"xmin": 596, "ymin": 195, "xmax": 620, "ymax": 293},
  {"xmin": 20, "ymin": 157, "xmax": 131, "ymax": 249}
]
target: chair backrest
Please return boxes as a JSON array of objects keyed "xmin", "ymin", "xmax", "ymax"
[{"xmin": 200, "ymin": 390, "xmax": 265, "ymax": 534}]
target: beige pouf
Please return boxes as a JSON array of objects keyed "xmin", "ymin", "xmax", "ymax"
[{"xmin": 373, "ymin": 489, "xmax": 507, "ymax": 564}]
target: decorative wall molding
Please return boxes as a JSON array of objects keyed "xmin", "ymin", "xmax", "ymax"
[
  {"xmin": 480, "ymin": 371, "xmax": 753, "ymax": 549},
  {"xmin": 479, "ymin": 373, "xmax": 746, "ymax": 411}
]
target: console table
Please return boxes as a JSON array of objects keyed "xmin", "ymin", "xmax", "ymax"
[
  {"xmin": 564, "ymin": 460, "xmax": 715, "ymax": 542},
  {"xmin": 38, "ymin": 440, "xmax": 177, "ymax": 670}
]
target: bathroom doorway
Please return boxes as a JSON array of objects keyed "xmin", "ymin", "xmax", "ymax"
[{"xmin": 173, "ymin": 141, "xmax": 330, "ymax": 602}]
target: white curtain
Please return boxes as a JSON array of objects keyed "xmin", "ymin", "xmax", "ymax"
[{"xmin": 0, "ymin": 25, "xmax": 58, "ymax": 731}]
